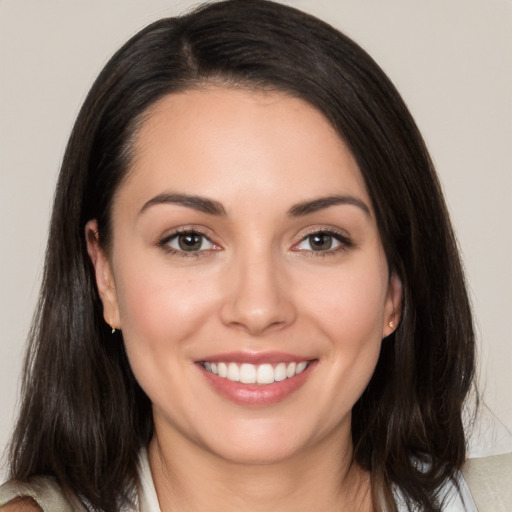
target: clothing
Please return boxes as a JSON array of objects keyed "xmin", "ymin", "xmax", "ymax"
[
  {"xmin": 1, "ymin": 452, "xmax": 510, "ymax": 511},
  {"xmin": 0, "ymin": 476, "xmax": 74, "ymax": 512},
  {"xmin": 0, "ymin": 452, "xmax": 155, "ymax": 512},
  {"xmin": 138, "ymin": 450, "xmax": 160, "ymax": 512},
  {"xmin": 394, "ymin": 471, "xmax": 477, "ymax": 512},
  {"xmin": 462, "ymin": 453, "xmax": 512, "ymax": 512}
]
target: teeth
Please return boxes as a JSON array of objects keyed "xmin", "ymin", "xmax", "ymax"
[
  {"xmin": 286, "ymin": 362, "xmax": 296, "ymax": 378},
  {"xmin": 227, "ymin": 362, "xmax": 240, "ymax": 382},
  {"xmin": 202, "ymin": 361, "xmax": 309, "ymax": 385},
  {"xmin": 274, "ymin": 362, "xmax": 287, "ymax": 382},
  {"xmin": 296, "ymin": 361, "xmax": 307, "ymax": 374},
  {"xmin": 240, "ymin": 363, "xmax": 257, "ymax": 384},
  {"xmin": 256, "ymin": 364, "xmax": 274, "ymax": 384},
  {"xmin": 218, "ymin": 362, "xmax": 228, "ymax": 378}
]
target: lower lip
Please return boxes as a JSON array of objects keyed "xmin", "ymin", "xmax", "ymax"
[{"xmin": 199, "ymin": 362, "xmax": 316, "ymax": 406}]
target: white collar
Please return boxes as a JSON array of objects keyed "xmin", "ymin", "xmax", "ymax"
[{"xmin": 137, "ymin": 449, "xmax": 162, "ymax": 512}]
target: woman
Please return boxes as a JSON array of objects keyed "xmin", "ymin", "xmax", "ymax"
[{"xmin": 0, "ymin": 0, "xmax": 478, "ymax": 510}]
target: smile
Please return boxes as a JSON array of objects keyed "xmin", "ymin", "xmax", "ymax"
[
  {"xmin": 202, "ymin": 361, "xmax": 309, "ymax": 385},
  {"xmin": 198, "ymin": 352, "xmax": 316, "ymax": 406}
]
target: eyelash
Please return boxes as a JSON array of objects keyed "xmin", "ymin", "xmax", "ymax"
[
  {"xmin": 158, "ymin": 228, "xmax": 218, "ymax": 258},
  {"xmin": 158, "ymin": 228, "xmax": 353, "ymax": 258},
  {"xmin": 293, "ymin": 229, "xmax": 353, "ymax": 256}
]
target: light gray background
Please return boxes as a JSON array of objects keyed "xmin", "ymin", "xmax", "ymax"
[{"xmin": 1, "ymin": 0, "xmax": 511, "ymax": 478}]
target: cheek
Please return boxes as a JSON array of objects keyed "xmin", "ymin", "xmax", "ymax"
[
  {"xmin": 113, "ymin": 256, "xmax": 220, "ymax": 353},
  {"xmin": 112, "ymin": 258, "xmax": 222, "ymax": 409},
  {"xmin": 297, "ymin": 255, "xmax": 388, "ymax": 395},
  {"xmin": 298, "ymin": 259, "xmax": 389, "ymax": 344}
]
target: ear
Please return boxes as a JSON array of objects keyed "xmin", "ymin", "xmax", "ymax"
[
  {"xmin": 85, "ymin": 219, "xmax": 121, "ymax": 331},
  {"xmin": 382, "ymin": 272, "xmax": 402, "ymax": 338}
]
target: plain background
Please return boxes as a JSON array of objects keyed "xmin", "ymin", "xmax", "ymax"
[{"xmin": 0, "ymin": 0, "xmax": 511, "ymax": 478}]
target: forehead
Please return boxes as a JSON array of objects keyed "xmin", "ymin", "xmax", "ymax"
[{"xmin": 121, "ymin": 87, "xmax": 370, "ymax": 209}]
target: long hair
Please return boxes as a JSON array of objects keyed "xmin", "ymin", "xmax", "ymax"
[{"xmin": 9, "ymin": 1, "xmax": 475, "ymax": 511}]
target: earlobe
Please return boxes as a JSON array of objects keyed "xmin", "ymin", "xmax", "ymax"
[
  {"xmin": 85, "ymin": 219, "xmax": 121, "ymax": 330},
  {"xmin": 383, "ymin": 272, "xmax": 402, "ymax": 338}
]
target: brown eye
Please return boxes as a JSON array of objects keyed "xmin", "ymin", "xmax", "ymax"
[
  {"xmin": 308, "ymin": 233, "xmax": 334, "ymax": 251},
  {"xmin": 178, "ymin": 233, "xmax": 204, "ymax": 251},
  {"xmin": 164, "ymin": 231, "xmax": 215, "ymax": 252},
  {"xmin": 294, "ymin": 231, "xmax": 349, "ymax": 253}
]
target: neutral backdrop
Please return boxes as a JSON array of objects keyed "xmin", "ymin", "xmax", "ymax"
[{"xmin": 1, "ymin": 0, "xmax": 511, "ymax": 479}]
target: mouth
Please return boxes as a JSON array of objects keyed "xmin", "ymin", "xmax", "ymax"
[
  {"xmin": 197, "ymin": 353, "xmax": 316, "ymax": 406},
  {"xmin": 201, "ymin": 360, "xmax": 309, "ymax": 385}
]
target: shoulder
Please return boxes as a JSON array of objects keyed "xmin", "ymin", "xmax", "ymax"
[
  {"xmin": 462, "ymin": 452, "xmax": 512, "ymax": 512},
  {"xmin": 1, "ymin": 497, "xmax": 42, "ymax": 511},
  {"xmin": 393, "ymin": 465, "xmax": 478, "ymax": 512},
  {"xmin": 0, "ymin": 477, "xmax": 76, "ymax": 512},
  {"xmin": 435, "ymin": 471, "xmax": 478, "ymax": 512},
  {"xmin": 395, "ymin": 453, "xmax": 512, "ymax": 511}
]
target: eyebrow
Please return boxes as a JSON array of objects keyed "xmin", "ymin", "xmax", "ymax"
[
  {"xmin": 139, "ymin": 193, "xmax": 227, "ymax": 216},
  {"xmin": 139, "ymin": 192, "xmax": 370, "ymax": 218},
  {"xmin": 287, "ymin": 195, "xmax": 371, "ymax": 217}
]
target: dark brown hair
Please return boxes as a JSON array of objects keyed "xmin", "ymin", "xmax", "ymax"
[{"xmin": 9, "ymin": 1, "xmax": 475, "ymax": 511}]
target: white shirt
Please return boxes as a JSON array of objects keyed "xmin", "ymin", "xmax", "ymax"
[{"xmin": 137, "ymin": 450, "xmax": 162, "ymax": 512}]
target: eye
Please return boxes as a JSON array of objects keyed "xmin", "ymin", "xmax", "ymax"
[
  {"xmin": 163, "ymin": 231, "xmax": 216, "ymax": 253},
  {"xmin": 294, "ymin": 231, "xmax": 350, "ymax": 253}
]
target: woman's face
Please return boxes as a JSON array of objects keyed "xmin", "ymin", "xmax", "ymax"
[{"xmin": 88, "ymin": 88, "xmax": 401, "ymax": 464}]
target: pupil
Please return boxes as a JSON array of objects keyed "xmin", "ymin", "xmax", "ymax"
[
  {"xmin": 178, "ymin": 233, "xmax": 202, "ymax": 251},
  {"xmin": 311, "ymin": 234, "xmax": 332, "ymax": 250}
]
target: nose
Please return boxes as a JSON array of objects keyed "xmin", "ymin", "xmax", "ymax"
[{"xmin": 219, "ymin": 250, "xmax": 297, "ymax": 336}]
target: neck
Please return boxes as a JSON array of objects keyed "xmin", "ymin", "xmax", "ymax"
[{"xmin": 148, "ymin": 425, "xmax": 372, "ymax": 512}]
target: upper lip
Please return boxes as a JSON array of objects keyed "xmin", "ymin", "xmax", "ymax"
[{"xmin": 196, "ymin": 351, "xmax": 312, "ymax": 365}]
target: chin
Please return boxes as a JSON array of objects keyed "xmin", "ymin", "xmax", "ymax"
[
  {"xmin": 197, "ymin": 418, "xmax": 316, "ymax": 466},
  {"xmin": 212, "ymin": 438, "xmax": 303, "ymax": 466}
]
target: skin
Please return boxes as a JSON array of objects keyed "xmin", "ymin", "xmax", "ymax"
[
  {"xmin": 86, "ymin": 88, "xmax": 401, "ymax": 511},
  {"xmin": 2, "ymin": 498, "xmax": 42, "ymax": 512}
]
